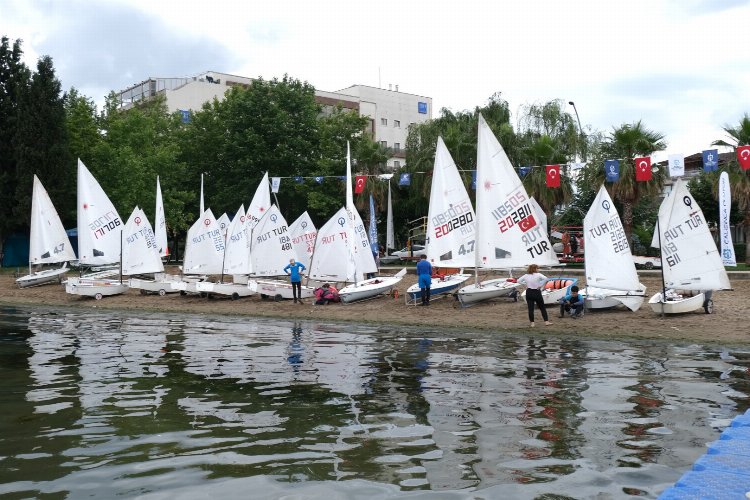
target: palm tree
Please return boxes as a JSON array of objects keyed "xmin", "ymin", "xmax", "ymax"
[
  {"xmin": 586, "ymin": 121, "xmax": 667, "ymax": 247},
  {"xmin": 352, "ymin": 136, "xmax": 390, "ymax": 212},
  {"xmin": 519, "ymin": 134, "xmax": 573, "ymax": 221},
  {"xmin": 712, "ymin": 113, "xmax": 750, "ymax": 263}
]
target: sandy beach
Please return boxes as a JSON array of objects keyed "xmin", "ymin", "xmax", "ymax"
[{"xmin": 1, "ymin": 268, "xmax": 748, "ymax": 346}]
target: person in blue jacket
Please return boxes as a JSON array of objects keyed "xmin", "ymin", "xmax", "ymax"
[
  {"xmin": 415, "ymin": 255, "xmax": 432, "ymax": 306},
  {"xmin": 559, "ymin": 285, "xmax": 585, "ymax": 318},
  {"xmin": 283, "ymin": 258, "xmax": 306, "ymax": 303}
]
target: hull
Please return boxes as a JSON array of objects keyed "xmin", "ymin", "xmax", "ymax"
[
  {"xmin": 196, "ymin": 281, "xmax": 256, "ymax": 299},
  {"xmin": 16, "ymin": 265, "xmax": 68, "ymax": 288},
  {"xmin": 406, "ymin": 273, "xmax": 471, "ymax": 303},
  {"xmin": 65, "ymin": 277, "xmax": 128, "ymax": 299},
  {"xmin": 256, "ymin": 279, "xmax": 315, "ymax": 300},
  {"xmin": 521, "ymin": 277, "xmax": 578, "ymax": 305},
  {"xmin": 585, "ymin": 284, "xmax": 647, "ymax": 312},
  {"xmin": 129, "ymin": 274, "xmax": 183, "ymax": 295},
  {"xmin": 648, "ymin": 291, "xmax": 706, "ymax": 314},
  {"xmin": 339, "ymin": 274, "xmax": 405, "ymax": 303},
  {"xmin": 457, "ymin": 278, "xmax": 522, "ymax": 307}
]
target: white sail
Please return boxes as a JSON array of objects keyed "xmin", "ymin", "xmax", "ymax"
[
  {"xmin": 217, "ymin": 213, "xmax": 230, "ymax": 234},
  {"xmin": 29, "ymin": 175, "xmax": 76, "ymax": 265},
  {"xmin": 246, "ymin": 172, "xmax": 272, "ymax": 229},
  {"xmin": 425, "ymin": 137, "xmax": 476, "ymax": 267},
  {"xmin": 719, "ymin": 172, "xmax": 737, "ymax": 266},
  {"xmin": 251, "ymin": 205, "xmax": 296, "ymax": 276},
  {"xmin": 76, "ymin": 159, "xmax": 123, "ymax": 266},
  {"xmin": 183, "ymin": 208, "xmax": 225, "ymax": 275},
  {"xmin": 652, "ymin": 179, "xmax": 730, "ymax": 291},
  {"xmin": 222, "ymin": 204, "xmax": 249, "ymax": 275},
  {"xmin": 289, "ymin": 211, "xmax": 317, "ymax": 269},
  {"xmin": 386, "ymin": 181, "xmax": 395, "ymax": 250},
  {"xmin": 583, "ymin": 185, "xmax": 640, "ymax": 291},
  {"xmin": 309, "ymin": 207, "xmax": 353, "ymax": 282},
  {"xmin": 475, "ymin": 115, "xmax": 557, "ymax": 269},
  {"xmin": 121, "ymin": 207, "xmax": 164, "ymax": 276},
  {"xmin": 154, "ymin": 176, "xmax": 168, "ymax": 257}
]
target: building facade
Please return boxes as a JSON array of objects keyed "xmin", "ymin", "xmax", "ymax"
[{"xmin": 116, "ymin": 72, "xmax": 432, "ymax": 169}]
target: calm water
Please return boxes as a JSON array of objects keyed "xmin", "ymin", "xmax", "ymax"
[{"xmin": 1, "ymin": 306, "xmax": 749, "ymax": 499}]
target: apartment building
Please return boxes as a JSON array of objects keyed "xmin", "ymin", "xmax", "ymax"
[{"xmin": 116, "ymin": 71, "xmax": 432, "ymax": 169}]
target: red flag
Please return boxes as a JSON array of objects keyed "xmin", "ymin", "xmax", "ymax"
[
  {"xmin": 354, "ymin": 175, "xmax": 366, "ymax": 194},
  {"xmin": 545, "ymin": 165, "xmax": 560, "ymax": 188},
  {"xmin": 737, "ymin": 146, "xmax": 750, "ymax": 170},
  {"xmin": 634, "ymin": 157, "xmax": 652, "ymax": 181}
]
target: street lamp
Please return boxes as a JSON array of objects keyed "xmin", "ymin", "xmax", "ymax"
[{"xmin": 568, "ymin": 101, "xmax": 586, "ymax": 161}]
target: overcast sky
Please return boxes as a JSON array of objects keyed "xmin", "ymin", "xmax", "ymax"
[{"xmin": 3, "ymin": 0, "xmax": 749, "ymax": 160}]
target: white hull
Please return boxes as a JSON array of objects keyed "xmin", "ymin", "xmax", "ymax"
[
  {"xmin": 65, "ymin": 277, "xmax": 128, "ymax": 299},
  {"xmin": 406, "ymin": 273, "xmax": 471, "ymax": 303},
  {"xmin": 521, "ymin": 278, "xmax": 578, "ymax": 305},
  {"xmin": 457, "ymin": 278, "xmax": 521, "ymax": 307},
  {"xmin": 648, "ymin": 291, "xmax": 706, "ymax": 314},
  {"xmin": 585, "ymin": 284, "xmax": 647, "ymax": 312},
  {"xmin": 129, "ymin": 274, "xmax": 183, "ymax": 295},
  {"xmin": 196, "ymin": 280, "xmax": 256, "ymax": 300},
  {"xmin": 256, "ymin": 279, "xmax": 315, "ymax": 301},
  {"xmin": 16, "ymin": 265, "xmax": 68, "ymax": 288},
  {"xmin": 339, "ymin": 272, "xmax": 406, "ymax": 303}
]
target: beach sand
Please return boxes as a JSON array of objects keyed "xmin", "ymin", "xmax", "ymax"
[{"xmin": 1, "ymin": 269, "xmax": 747, "ymax": 345}]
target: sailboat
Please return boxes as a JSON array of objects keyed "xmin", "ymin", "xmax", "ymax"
[
  {"xmin": 173, "ymin": 208, "xmax": 225, "ymax": 295},
  {"xmin": 65, "ymin": 159, "xmax": 129, "ymax": 299},
  {"xmin": 648, "ymin": 179, "xmax": 731, "ymax": 314},
  {"xmin": 250, "ymin": 204, "xmax": 316, "ymax": 301},
  {"xmin": 583, "ymin": 185, "xmax": 646, "ymax": 311},
  {"xmin": 121, "ymin": 206, "xmax": 165, "ymax": 281},
  {"xmin": 339, "ymin": 144, "xmax": 406, "ymax": 302},
  {"xmin": 405, "ymin": 137, "xmax": 472, "ymax": 304},
  {"xmin": 289, "ymin": 211, "xmax": 317, "ymax": 269},
  {"xmin": 16, "ymin": 175, "xmax": 76, "ymax": 288},
  {"xmin": 310, "ymin": 143, "xmax": 406, "ymax": 303},
  {"xmin": 457, "ymin": 115, "xmax": 557, "ymax": 306},
  {"xmin": 194, "ymin": 204, "xmax": 258, "ymax": 299},
  {"xmin": 129, "ymin": 177, "xmax": 183, "ymax": 295}
]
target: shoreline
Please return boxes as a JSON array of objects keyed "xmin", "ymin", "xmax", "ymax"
[{"xmin": 1, "ymin": 270, "xmax": 748, "ymax": 346}]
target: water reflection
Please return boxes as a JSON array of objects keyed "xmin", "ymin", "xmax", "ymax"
[{"xmin": 0, "ymin": 306, "xmax": 748, "ymax": 498}]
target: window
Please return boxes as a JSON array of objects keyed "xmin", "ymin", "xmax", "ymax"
[
  {"xmin": 381, "ymin": 118, "xmax": 387, "ymax": 126},
  {"xmin": 394, "ymin": 160, "xmax": 401, "ymax": 168},
  {"xmin": 394, "ymin": 120, "xmax": 400, "ymax": 128},
  {"xmin": 381, "ymin": 141, "xmax": 387, "ymax": 148},
  {"xmin": 394, "ymin": 143, "xmax": 400, "ymax": 151}
]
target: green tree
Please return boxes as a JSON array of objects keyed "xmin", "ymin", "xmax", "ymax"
[
  {"xmin": 712, "ymin": 113, "xmax": 750, "ymax": 263},
  {"xmin": 13, "ymin": 56, "xmax": 72, "ymax": 229},
  {"xmin": 0, "ymin": 36, "xmax": 30, "ymax": 252},
  {"xmin": 583, "ymin": 121, "xmax": 667, "ymax": 247},
  {"xmin": 95, "ymin": 93, "xmax": 191, "ymax": 255}
]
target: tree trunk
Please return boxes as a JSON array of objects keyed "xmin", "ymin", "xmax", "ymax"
[
  {"xmin": 622, "ymin": 201, "xmax": 634, "ymax": 250},
  {"xmin": 745, "ymin": 212, "xmax": 750, "ymax": 265}
]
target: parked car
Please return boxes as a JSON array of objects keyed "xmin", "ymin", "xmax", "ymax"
[
  {"xmin": 632, "ymin": 255, "xmax": 662, "ymax": 269},
  {"xmin": 390, "ymin": 244, "xmax": 426, "ymax": 260}
]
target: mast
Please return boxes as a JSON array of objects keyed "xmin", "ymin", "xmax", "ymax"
[{"xmin": 656, "ymin": 218, "xmax": 666, "ymax": 318}]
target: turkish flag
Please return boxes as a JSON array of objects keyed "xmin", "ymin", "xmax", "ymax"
[
  {"xmin": 354, "ymin": 175, "xmax": 366, "ymax": 194},
  {"xmin": 635, "ymin": 157, "xmax": 652, "ymax": 181},
  {"xmin": 518, "ymin": 214, "xmax": 537, "ymax": 233},
  {"xmin": 737, "ymin": 146, "xmax": 750, "ymax": 170},
  {"xmin": 546, "ymin": 165, "xmax": 560, "ymax": 188}
]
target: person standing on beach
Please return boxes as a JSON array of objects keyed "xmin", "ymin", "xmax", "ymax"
[
  {"xmin": 283, "ymin": 258, "xmax": 306, "ymax": 303},
  {"xmin": 518, "ymin": 264, "xmax": 552, "ymax": 327},
  {"xmin": 416, "ymin": 255, "xmax": 432, "ymax": 306}
]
